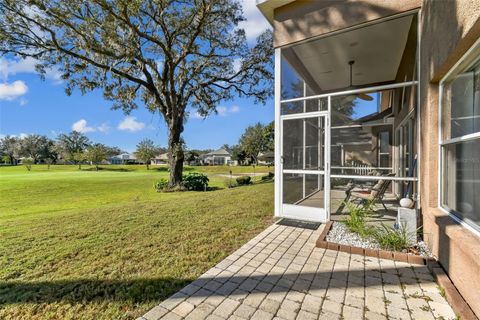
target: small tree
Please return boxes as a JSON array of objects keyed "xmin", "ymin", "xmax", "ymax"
[
  {"xmin": 72, "ymin": 151, "xmax": 85, "ymax": 170},
  {"xmin": 185, "ymin": 151, "xmax": 200, "ymax": 165},
  {"xmin": 18, "ymin": 134, "xmax": 53, "ymax": 163},
  {"xmin": 57, "ymin": 131, "xmax": 90, "ymax": 163},
  {"xmin": 135, "ymin": 139, "xmax": 159, "ymax": 170},
  {"xmin": 85, "ymin": 144, "xmax": 107, "ymax": 171},
  {"xmin": 2, "ymin": 155, "xmax": 11, "ymax": 165},
  {"xmin": 238, "ymin": 123, "xmax": 268, "ymax": 165},
  {"xmin": 45, "ymin": 158, "xmax": 53, "ymax": 170},
  {"xmin": 231, "ymin": 145, "xmax": 247, "ymax": 165},
  {"xmin": 263, "ymin": 121, "xmax": 274, "ymax": 152},
  {"xmin": 23, "ymin": 158, "xmax": 34, "ymax": 171},
  {"xmin": 0, "ymin": 135, "xmax": 19, "ymax": 165}
]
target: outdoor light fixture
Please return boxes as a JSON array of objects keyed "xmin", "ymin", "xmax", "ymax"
[{"xmin": 347, "ymin": 60, "xmax": 374, "ymax": 101}]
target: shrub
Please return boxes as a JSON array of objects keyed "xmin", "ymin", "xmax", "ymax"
[
  {"xmin": 261, "ymin": 172, "xmax": 274, "ymax": 181},
  {"xmin": 373, "ymin": 223, "xmax": 411, "ymax": 251},
  {"xmin": 236, "ymin": 175, "xmax": 251, "ymax": 185},
  {"xmin": 224, "ymin": 178, "xmax": 238, "ymax": 188},
  {"xmin": 153, "ymin": 178, "xmax": 169, "ymax": 192},
  {"xmin": 343, "ymin": 200, "xmax": 374, "ymax": 238},
  {"xmin": 183, "ymin": 172, "xmax": 209, "ymax": 191}
]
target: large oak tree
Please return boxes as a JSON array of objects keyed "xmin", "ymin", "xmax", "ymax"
[{"xmin": 0, "ymin": 0, "xmax": 273, "ymax": 186}]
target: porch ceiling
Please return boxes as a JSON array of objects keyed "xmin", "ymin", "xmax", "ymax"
[{"xmin": 287, "ymin": 15, "xmax": 414, "ymax": 92}]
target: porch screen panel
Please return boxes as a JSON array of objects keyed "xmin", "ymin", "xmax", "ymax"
[
  {"xmin": 283, "ymin": 173, "xmax": 324, "ymax": 208},
  {"xmin": 282, "ymin": 117, "xmax": 325, "ymax": 170},
  {"xmin": 281, "ymin": 49, "xmax": 318, "ymax": 101},
  {"xmin": 281, "ymin": 99, "xmax": 327, "ymax": 115},
  {"xmin": 330, "ymin": 92, "xmax": 394, "ymax": 176}
]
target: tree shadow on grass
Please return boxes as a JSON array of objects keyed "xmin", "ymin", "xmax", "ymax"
[
  {"xmin": 0, "ymin": 266, "xmax": 431, "ymax": 305},
  {"xmin": 0, "ymin": 277, "xmax": 193, "ymax": 305},
  {"xmin": 81, "ymin": 167, "xmax": 135, "ymax": 172},
  {"xmin": 152, "ymin": 166, "xmax": 195, "ymax": 172}
]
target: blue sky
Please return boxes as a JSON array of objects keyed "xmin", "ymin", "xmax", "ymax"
[{"xmin": 0, "ymin": 1, "xmax": 273, "ymax": 152}]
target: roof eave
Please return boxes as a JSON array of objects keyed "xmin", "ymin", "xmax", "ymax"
[{"xmin": 256, "ymin": 0, "xmax": 295, "ymax": 25}]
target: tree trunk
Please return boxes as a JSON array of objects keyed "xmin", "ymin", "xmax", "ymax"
[
  {"xmin": 146, "ymin": 163, "xmax": 150, "ymax": 170},
  {"xmin": 167, "ymin": 120, "xmax": 185, "ymax": 187}
]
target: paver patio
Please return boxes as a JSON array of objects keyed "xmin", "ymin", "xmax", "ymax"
[{"xmin": 138, "ymin": 223, "xmax": 457, "ymax": 320}]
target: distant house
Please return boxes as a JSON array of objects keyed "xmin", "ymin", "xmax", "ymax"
[
  {"xmin": 258, "ymin": 151, "xmax": 274, "ymax": 165},
  {"xmin": 109, "ymin": 153, "xmax": 142, "ymax": 164},
  {"xmin": 151, "ymin": 152, "xmax": 169, "ymax": 165},
  {"xmin": 201, "ymin": 148, "xmax": 233, "ymax": 165}
]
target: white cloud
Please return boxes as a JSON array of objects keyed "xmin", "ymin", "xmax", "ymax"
[
  {"xmin": 191, "ymin": 105, "xmax": 241, "ymax": 119},
  {"xmin": 230, "ymin": 105, "xmax": 240, "ymax": 113},
  {"xmin": 0, "ymin": 133, "xmax": 28, "ymax": 139},
  {"xmin": 217, "ymin": 105, "xmax": 241, "ymax": 116},
  {"xmin": 97, "ymin": 123, "xmax": 111, "ymax": 133},
  {"xmin": 217, "ymin": 106, "xmax": 228, "ymax": 116},
  {"xmin": 72, "ymin": 119, "xmax": 96, "ymax": 133},
  {"xmin": 239, "ymin": 0, "xmax": 271, "ymax": 42},
  {"xmin": 191, "ymin": 111, "xmax": 204, "ymax": 119},
  {"xmin": 19, "ymin": 98, "xmax": 28, "ymax": 106},
  {"xmin": 117, "ymin": 116, "xmax": 145, "ymax": 132},
  {"xmin": 0, "ymin": 81, "xmax": 28, "ymax": 101},
  {"xmin": 71, "ymin": 119, "xmax": 111, "ymax": 133},
  {"xmin": 0, "ymin": 57, "xmax": 63, "ymax": 84}
]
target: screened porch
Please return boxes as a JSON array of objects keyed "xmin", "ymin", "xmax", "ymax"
[{"xmin": 276, "ymin": 12, "xmax": 419, "ymax": 224}]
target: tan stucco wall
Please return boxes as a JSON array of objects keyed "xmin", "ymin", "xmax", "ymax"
[
  {"xmin": 272, "ymin": 0, "xmax": 480, "ymax": 316},
  {"xmin": 273, "ymin": 0, "xmax": 421, "ymax": 47},
  {"xmin": 419, "ymin": 1, "xmax": 480, "ymax": 317}
]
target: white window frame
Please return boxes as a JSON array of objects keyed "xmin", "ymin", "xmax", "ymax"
[{"xmin": 438, "ymin": 37, "xmax": 480, "ymax": 236}]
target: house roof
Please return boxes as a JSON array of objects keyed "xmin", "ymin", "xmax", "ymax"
[
  {"xmin": 259, "ymin": 151, "xmax": 275, "ymax": 160},
  {"xmin": 154, "ymin": 153, "xmax": 169, "ymax": 160},
  {"xmin": 110, "ymin": 153, "xmax": 136, "ymax": 160},
  {"xmin": 205, "ymin": 148, "xmax": 231, "ymax": 156}
]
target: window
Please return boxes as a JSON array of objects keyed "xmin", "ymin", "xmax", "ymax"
[
  {"xmin": 378, "ymin": 130, "xmax": 391, "ymax": 169},
  {"xmin": 440, "ymin": 49, "xmax": 480, "ymax": 232}
]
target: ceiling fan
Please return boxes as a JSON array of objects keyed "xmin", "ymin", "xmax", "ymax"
[{"xmin": 346, "ymin": 60, "xmax": 373, "ymax": 101}]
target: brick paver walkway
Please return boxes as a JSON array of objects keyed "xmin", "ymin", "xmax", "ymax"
[{"xmin": 138, "ymin": 223, "xmax": 456, "ymax": 320}]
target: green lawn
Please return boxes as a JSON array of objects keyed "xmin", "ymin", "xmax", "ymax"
[{"xmin": 0, "ymin": 164, "xmax": 274, "ymax": 319}]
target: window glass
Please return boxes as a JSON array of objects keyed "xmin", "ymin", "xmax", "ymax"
[
  {"xmin": 441, "ymin": 54, "xmax": 480, "ymax": 231},
  {"xmin": 442, "ymin": 62, "xmax": 480, "ymax": 140},
  {"xmin": 379, "ymin": 131, "xmax": 390, "ymax": 153},
  {"xmin": 442, "ymin": 140, "xmax": 480, "ymax": 230}
]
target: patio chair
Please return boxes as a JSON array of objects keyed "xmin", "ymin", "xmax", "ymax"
[{"xmin": 344, "ymin": 173, "xmax": 396, "ymax": 212}]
